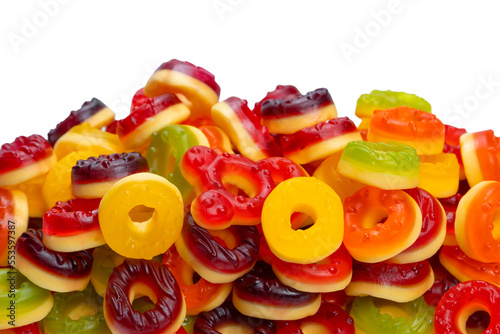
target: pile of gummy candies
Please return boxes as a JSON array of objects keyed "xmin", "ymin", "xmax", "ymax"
[{"xmin": 1, "ymin": 59, "xmax": 499, "ymax": 334}]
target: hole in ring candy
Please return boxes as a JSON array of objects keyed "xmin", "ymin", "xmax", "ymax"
[
  {"xmin": 145, "ymin": 59, "xmax": 221, "ymax": 120},
  {"xmin": 261, "ymin": 176, "xmax": 344, "ymax": 265},
  {"xmin": 343, "ymin": 186, "xmax": 422, "ymax": 263},
  {"xmin": 349, "ymin": 296, "xmax": 435, "ymax": 334},
  {"xmin": 175, "ymin": 211, "xmax": 260, "ymax": 284},
  {"xmin": 0, "ymin": 269, "xmax": 53, "ymax": 330},
  {"xmin": 0, "ymin": 134, "xmax": 56, "ymax": 187},
  {"xmin": 455, "ymin": 180, "xmax": 500, "ymax": 263},
  {"xmin": 337, "ymin": 141, "xmax": 420, "ymax": 190},
  {"xmin": 104, "ymin": 258, "xmax": 186, "ymax": 334},
  {"xmin": 98, "ymin": 172, "xmax": 184, "ymax": 259},
  {"xmin": 14, "ymin": 229, "xmax": 93, "ymax": 293},
  {"xmin": 42, "ymin": 198, "xmax": 105, "ymax": 253},
  {"xmin": 434, "ymin": 280, "xmax": 500, "ymax": 334},
  {"xmin": 180, "ymin": 146, "xmax": 274, "ymax": 230}
]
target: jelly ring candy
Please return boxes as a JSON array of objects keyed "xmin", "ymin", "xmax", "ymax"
[
  {"xmin": 343, "ymin": 186, "xmax": 422, "ymax": 263},
  {"xmin": 0, "ymin": 269, "xmax": 53, "ymax": 330},
  {"xmin": 131, "ymin": 87, "xmax": 148, "ymax": 112},
  {"xmin": 259, "ymin": 88, "xmax": 337, "ymax": 135},
  {"xmin": 0, "ymin": 189, "xmax": 28, "ymax": 267},
  {"xmin": 162, "ymin": 246, "xmax": 232, "ymax": 315},
  {"xmin": 350, "ymin": 296, "xmax": 435, "ymax": 334},
  {"xmin": 6, "ymin": 174, "xmax": 47, "ymax": 218},
  {"xmin": 253, "ymin": 84, "xmax": 301, "ymax": 119},
  {"xmin": 0, "ymin": 135, "xmax": 56, "ymax": 187},
  {"xmin": 42, "ymin": 198, "xmax": 104, "ymax": 252},
  {"xmin": 271, "ymin": 243, "xmax": 352, "ymax": 293},
  {"xmin": 232, "ymin": 261, "xmax": 321, "ymax": 321},
  {"xmin": 48, "ymin": 98, "xmax": 115, "ymax": 147},
  {"xmin": 337, "ymin": 141, "xmax": 420, "ymax": 190},
  {"xmin": 198, "ymin": 125, "xmax": 234, "ymax": 155},
  {"xmin": 104, "ymin": 259, "xmax": 186, "ymax": 334},
  {"xmin": 418, "ymin": 152, "xmax": 460, "ymax": 198},
  {"xmin": 53, "ymin": 123, "xmax": 123, "ymax": 160},
  {"xmin": 90, "ymin": 245, "xmax": 127, "ymax": 298},
  {"xmin": 71, "ymin": 152, "xmax": 149, "ymax": 199},
  {"xmin": 262, "ymin": 177, "xmax": 344, "ymax": 264},
  {"xmin": 389, "ymin": 187, "xmax": 447, "ymax": 264},
  {"xmin": 312, "ymin": 151, "xmax": 364, "ymax": 204},
  {"xmin": 194, "ymin": 301, "xmax": 275, "ymax": 334},
  {"xmin": 14, "ymin": 229, "xmax": 93, "ymax": 292},
  {"xmin": 211, "ymin": 97, "xmax": 281, "ymax": 161},
  {"xmin": 355, "ymin": 90, "xmax": 431, "ymax": 129},
  {"xmin": 42, "ymin": 150, "xmax": 102, "ymax": 209},
  {"xmin": 439, "ymin": 245, "xmax": 500, "ymax": 285},
  {"xmin": 146, "ymin": 125, "xmax": 209, "ymax": 203},
  {"xmin": 460, "ymin": 130, "xmax": 500, "ymax": 187},
  {"xmin": 175, "ymin": 211, "xmax": 260, "ymax": 284},
  {"xmin": 434, "ymin": 280, "xmax": 500, "ymax": 334},
  {"xmin": 180, "ymin": 146, "xmax": 274, "ymax": 230},
  {"xmin": 345, "ymin": 260, "xmax": 435, "ymax": 303},
  {"xmin": 1, "ymin": 323, "xmax": 42, "ymax": 333},
  {"xmin": 368, "ymin": 106, "xmax": 445, "ymax": 155},
  {"xmin": 280, "ymin": 117, "xmax": 362, "ymax": 165},
  {"xmin": 276, "ymin": 302, "xmax": 355, "ymax": 334},
  {"xmin": 117, "ymin": 94, "xmax": 191, "ymax": 150},
  {"xmin": 145, "ymin": 59, "xmax": 221, "ymax": 120},
  {"xmin": 43, "ymin": 284, "xmax": 110, "ymax": 334},
  {"xmin": 455, "ymin": 180, "xmax": 500, "ymax": 263},
  {"xmin": 98, "ymin": 172, "xmax": 183, "ymax": 259}
]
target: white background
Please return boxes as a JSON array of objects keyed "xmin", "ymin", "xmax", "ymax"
[{"xmin": 1, "ymin": 0, "xmax": 500, "ymax": 145}]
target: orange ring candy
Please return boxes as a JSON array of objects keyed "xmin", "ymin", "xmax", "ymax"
[
  {"xmin": 98, "ymin": 172, "xmax": 184, "ymax": 259},
  {"xmin": 460, "ymin": 130, "xmax": 500, "ymax": 187},
  {"xmin": 455, "ymin": 180, "xmax": 500, "ymax": 263},
  {"xmin": 261, "ymin": 177, "xmax": 344, "ymax": 264},
  {"xmin": 343, "ymin": 186, "xmax": 422, "ymax": 263},
  {"xmin": 162, "ymin": 246, "xmax": 232, "ymax": 315},
  {"xmin": 367, "ymin": 106, "xmax": 445, "ymax": 155}
]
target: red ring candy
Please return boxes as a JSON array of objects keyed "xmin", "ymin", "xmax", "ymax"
[{"xmin": 180, "ymin": 146, "xmax": 274, "ymax": 230}]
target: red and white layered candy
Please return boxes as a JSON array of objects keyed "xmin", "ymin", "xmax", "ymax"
[
  {"xmin": 15, "ymin": 229, "xmax": 93, "ymax": 292},
  {"xmin": 117, "ymin": 93, "xmax": 190, "ymax": 150},
  {"xmin": 0, "ymin": 188, "xmax": 28, "ymax": 267},
  {"xmin": 71, "ymin": 152, "xmax": 149, "ymax": 199},
  {"xmin": 211, "ymin": 97, "xmax": 281, "ymax": 161},
  {"xmin": 43, "ymin": 198, "xmax": 105, "ymax": 252},
  {"xmin": 48, "ymin": 98, "xmax": 115, "ymax": 146},
  {"xmin": 0, "ymin": 135, "xmax": 56, "ymax": 187},
  {"xmin": 145, "ymin": 59, "xmax": 221, "ymax": 120},
  {"xmin": 280, "ymin": 116, "xmax": 362, "ymax": 164},
  {"xmin": 260, "ymin": 88, "xmax": 338, "ymax": 134}
]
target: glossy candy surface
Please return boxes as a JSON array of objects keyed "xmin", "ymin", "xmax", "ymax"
[
  {"xmin": 180, "ymin": 146, "xmax": 274, "ymax": 230},
  {"xmin": 0, "ymin": 188, "xmax": 28, "ymax": 267}
]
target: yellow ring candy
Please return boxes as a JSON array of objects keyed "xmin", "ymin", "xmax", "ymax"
[
  {"xmin": 261, "ymin": 177, "xmax": 344, "ymax": 264},
  {"xmin": 98, "ymin": 172, "xmax": 183, "ymax": 260}
]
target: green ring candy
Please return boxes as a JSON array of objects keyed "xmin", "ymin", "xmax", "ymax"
[
  {"xmin": 355, "ymin": 90, "xmax": 432, "ymax": 119},
  {"xmin": 350, "ymin": 296, "xmax": 435, "ymax": 334},
  {"xmin": 0, "ymin": 268, "xmax": 53, "ymax": 329},
  {"xmin": 44, "ymin": 283, "xmax": 110, "ymax": 334},
  {"xmin": 146, "ymin": 125, "xmax": 209, "ymax": 203}
]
